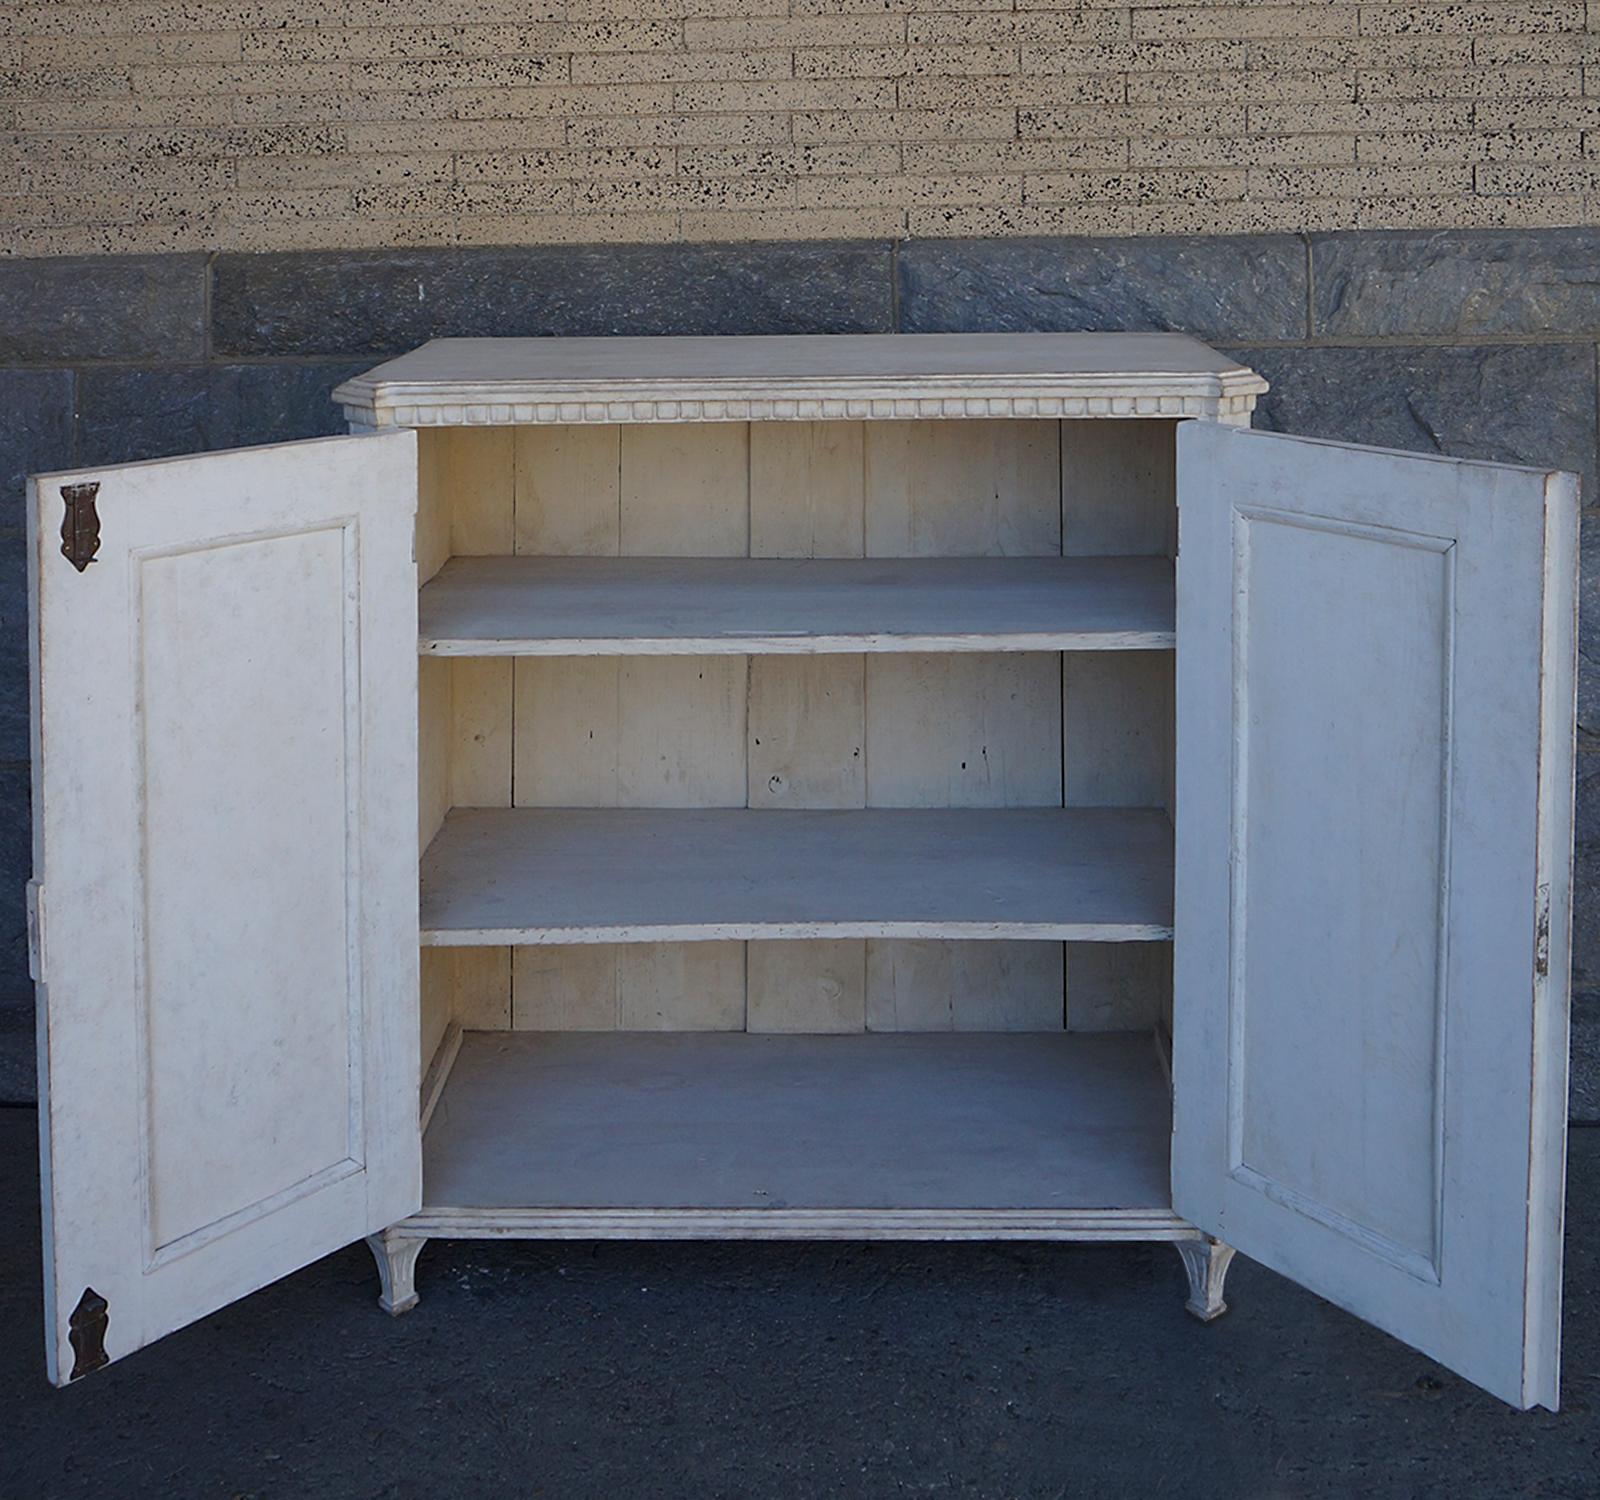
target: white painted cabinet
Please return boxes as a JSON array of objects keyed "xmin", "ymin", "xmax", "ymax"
[{"xmin": 28, "ymin": 334, "xmax": 1577, "ymax": 1409}]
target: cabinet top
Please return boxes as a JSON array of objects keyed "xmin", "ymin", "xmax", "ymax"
[{"xmin": 333, "ymin": 332, "xmax": 1267, "ymax": 429}]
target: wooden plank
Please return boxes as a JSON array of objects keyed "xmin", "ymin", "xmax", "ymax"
[
  {"xmin": 1060, "ymin": 419, "xmax": 1177, "ymax": 557},
  {"xmin": 747, "ymin": 426, "xmax": 868, "ymax": 1022},
  {"xmin": 514, "ymin": 946, "xmax": 620, "ymax": 1031},
  {"xmin": 421, "ymin": 949, "xmax": 513, "ymax": 1038},
  {"xmin": 419, "ymin": 1021, "xmax": 463, "ymax": 1135},
  {"xmin": 1064, "ymin": 943, "xmax": 1169, "ymax": 1033},
  {"xmin": 420, "ymin": 1030, "xmax": 1173, "ymax": 1212},
  {"xmin": 417, "ymin": 656, "xmax": 452, "ymax": 854},
  {"xmin": 432, "ymin": 427, "xmax": 514, "ymax": 556},
  {"xmin": 419, "ymin": 556, "xmax": 1175, "ymax": 656},
  {"xmin": 864, "ymin": 420, "xmax": 1059, "ymax": 558},
  {"xmin": 513, "ymin": 656, "xmax": 746, "ymax": 807},
  {"xmin": 865, "ymin": 941, "xmax": 1063, "ymax": 1031},
  {"xmin": 414, "ymin": 429, "xmax": 453, "ymax": 585},
  {"xmin": 449, "ymin": 658, "xmax": 513, "ymax": 807},
  {"xmin": 748, "ymin": 941, "xmax": 867, "ymax": 1033},
  {"xmin": 617, "ymin": 943, "xmax": 746, "ymax": 1031},
  {"xmin": 419, "ymin": 948, "xmax": 455, "ymax": 1084},
  {"xmin": 621, "ymin": 423, "xmax": 749, "ymax": 556},
  {"xmin": 748, "ymin": 656, "xmax": 865, "ymax": 810},
  {"xmin": 1063, "ymin": 651, "xmax": 1173, "ymax": 810},
  {"xmin": 420, "ymin": 806, "xmax": 1173, "ymax": 945},
  {"xmin": 452, "ymin": 947, "xmax": 512, "ymax": 1030},
  {"xmin": 865, "ymin": 653, "xmax": 1062, "ymax": 808},
  {"xmin": 514, "ymin": 424, "xmax": 621, "ymax": 556},
  {"xmin": 510, "ymin": 944, "xmax": 748, "ymax": 1032},
  {"xmin": 750, "ymin": 421, "xmax": 865, "ymax": 558}
]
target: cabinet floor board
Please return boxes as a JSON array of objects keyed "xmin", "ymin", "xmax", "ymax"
[{"xmin": 418, "ymin": 1030, "xmax": 1175, "ymax": 1219}]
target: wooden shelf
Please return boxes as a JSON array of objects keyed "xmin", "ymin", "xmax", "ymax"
[
  {"xmin": 418, "ymin": 556, "xmax": 1174, "ymax": 656},
  {"xmin": 416, "ymin": 1030, "xmax": 1182, "ymax": 1234},
  {"xmin": 419, "ymin": 806, "xmax": 1174, "ymax": 945}
]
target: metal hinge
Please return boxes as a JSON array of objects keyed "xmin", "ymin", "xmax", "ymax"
[
  {"xmin": 26, "ymin": 879, "xmax": 43, "ymax": 982},
  {"xmin": 1535, "ymin": 883, "xmax": 1552, "ymax": 979},
  {"xmin": 59, "ymin": 482, "xmax": 102, "ymax": 572},
  {"xmin": 68, "ymin": 1287, "xmax": 109, "ymax": 1380}
]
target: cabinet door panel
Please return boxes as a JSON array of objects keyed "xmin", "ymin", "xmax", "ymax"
[
  {"xmin": 29, "ymin": 432, "xmax": 421, "ymax": 1385},
  {"xmin": 1172, "ymin": 421, "xmax": 1577, "ymax": 1411}
]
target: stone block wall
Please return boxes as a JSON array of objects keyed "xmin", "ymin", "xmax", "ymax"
[
  {"xmin": 5, "ymin": 3, "xmax": 1600, "ymax": 254},
  {"xmin": 2, "ymin": 228, "xmax": 1598, "ymax": 1115}
]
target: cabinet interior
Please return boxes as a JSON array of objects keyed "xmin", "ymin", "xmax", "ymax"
[{"xmin": 413, "ymin": 416, "xmax": 1179, "ymax": 1220}]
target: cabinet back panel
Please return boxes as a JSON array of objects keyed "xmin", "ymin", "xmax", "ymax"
[
  {"xmin": 422, "ymin": 419, "xmax": 1177, "ymax": 1036},
  {"xmin": 750, "ymin": 422, "xmax": 865, "ymax": 559},
  {"xmin": 1061, "ymin": 419, "xmax": 1179, "ymax": 558},
  {"xmin": 514, "ymin": 425, "xmax": 620, "ymax": 556},
  {"xmin": 865, "ymin": 420, "xmax": 1061, "ymax": 558}
]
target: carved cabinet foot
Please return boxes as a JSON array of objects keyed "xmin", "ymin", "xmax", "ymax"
[
  {"xmin": 1175, "ymin": 1238, "xmax": 1236, "ymax": 1322},
  {"xmin": 366, "ymin": 1228, "xmax": 426, "ymax": 1316}
]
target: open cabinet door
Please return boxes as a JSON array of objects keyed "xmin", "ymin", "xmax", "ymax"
[
  {"xmin": 29, "ymin": 432, "xmax": 421, "ymax": 1385},
  {"xmin": 1172, "ymin": 421, "xmax": 1577, "ymax": 1410}
]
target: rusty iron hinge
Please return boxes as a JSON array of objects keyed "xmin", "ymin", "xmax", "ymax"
[
  {"xmin": 1535, "ymin": 884, "xmax": 1552, "ymax": 979},
  {"xmin": 59, "ymin": 482, "xmax": 101, "ymax": 572},
  {"xmin": 68, "ymin": 1287, "xmax": 109, "ymax": 1380}
]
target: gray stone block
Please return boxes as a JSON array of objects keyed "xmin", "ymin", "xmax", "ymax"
[
  {"xmin": 76, "ymin": 361, "xmax": 369, "ymax": 468},
  {"xmin": 0, "ymin": 1004, "xmax": 34, "ymax": 1107},
  {"xmin": 0, "ymin": 530, "xmax": 29, "ymax": 764},
  {"xmin": 219, "ymin": 361, "xmax": 374, "ymax": 448},
  {"xmin": 1575, "ymin": 756, "xmax": 1600, "ymax": 1005},
  {"xmin": 1583, "ymin": 517, "xmax": 1600, "ymax": 747},
  {"xmin": 1570, "ymin": 994, "xmax": 1600, "ymax": 1121},
  {"xmin": 1312, "ymin": 228, "xmax": 1600, "ymax": 339},
  {"xmin": 0, "ymin": 254, "xmax": 207, "ymax": 363},
  {"xmin": 0, "ymin": 764, "xmax": 30, "ymax": 1013},
  {"xmin": 0, "ymin": 368, "xmax": 74, "ymax": 523},
  {"xmin": 212, "ymin": 243, "xmax": 894, "ymax": 357},
  {"xmin": 76, "ymin": 365, "xmax": 214, "ymax": 467},
  {"xmin": 898, "ymin": 235, "xmax": 1307, "ymax": 344},
  {"xmin": 1236, "ymin": 343, "xmax": 1597, "ymax": 502}
]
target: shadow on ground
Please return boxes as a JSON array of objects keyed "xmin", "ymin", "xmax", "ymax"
[{"xmin": 2, "ymin": 1109, "xmax": 1596, "ymax": 1498}]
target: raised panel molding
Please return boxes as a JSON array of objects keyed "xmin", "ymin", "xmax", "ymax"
[
  {"xmin": 1227, "ymin": 507, "xmax": 1454, "ymax": 1279},
  {"xmin": 135, "ymin": 523, "xmax": 363, "ymax": 1261}
]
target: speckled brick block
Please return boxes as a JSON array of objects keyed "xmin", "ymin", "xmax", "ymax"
[{"xmin": 1, "ymin": 2, "xmax": 1597, "ymax": 252}]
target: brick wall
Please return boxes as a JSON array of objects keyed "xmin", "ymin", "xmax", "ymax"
[{"xmin": 5, "ymin": 2, "xmax": 1600, "ymax": 256}]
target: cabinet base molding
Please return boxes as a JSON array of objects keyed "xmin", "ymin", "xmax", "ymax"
[
  {"xmin": 1175, "ymin": 1237, "xmax": 1236, "ymax": 1322},
  {"xmin": 368, "ymin": 1211, "xmax": 1212, "ymax": 1315},
  {"xmin": 392, "ymin": 1207, "xmax": 1203, "ymax": 1242},
  {"xmin": 366, "ymin": 1228, "xmax": 426, "ymax": 1316}
]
